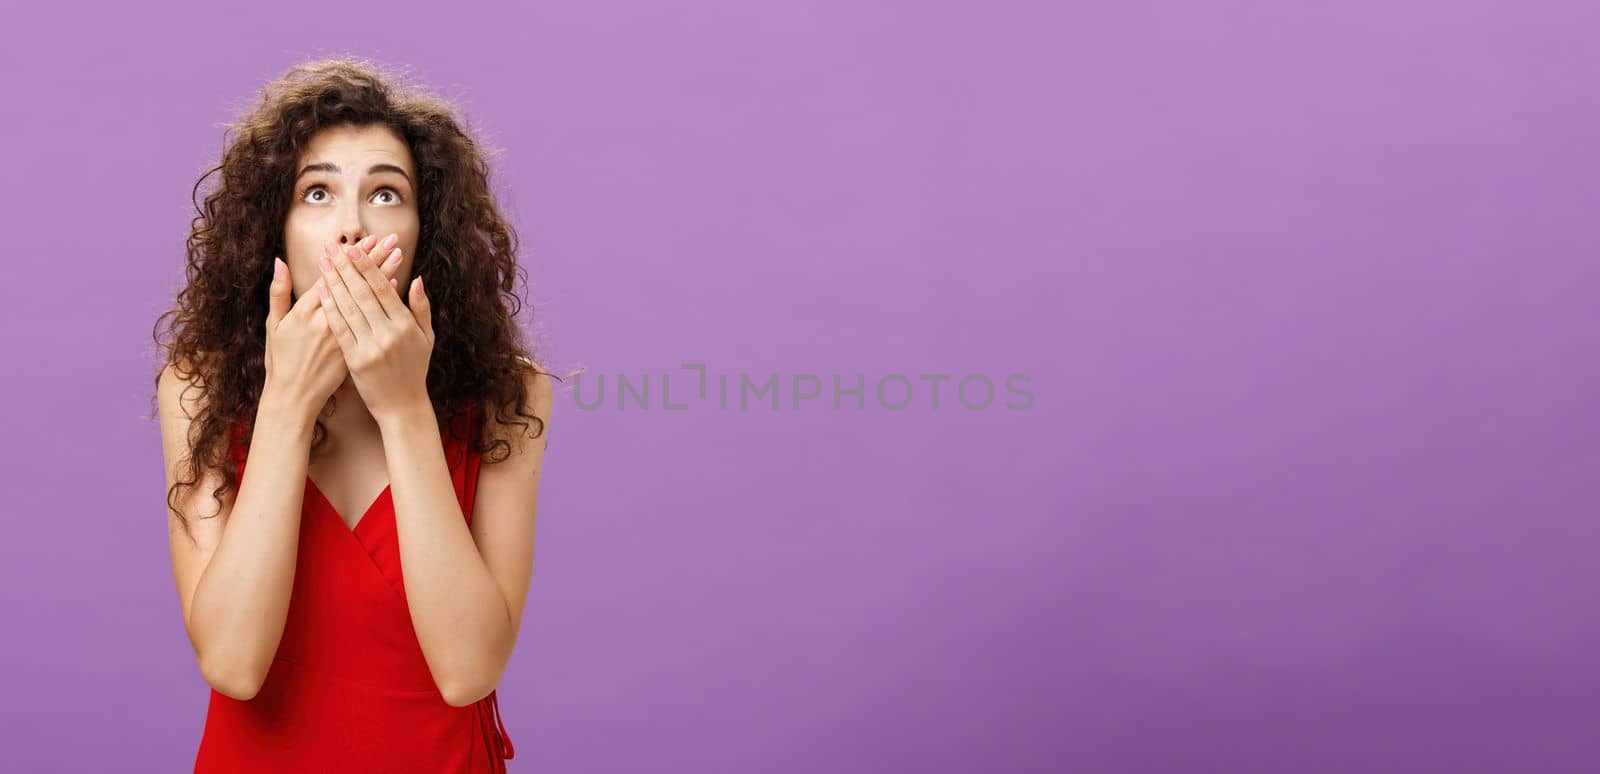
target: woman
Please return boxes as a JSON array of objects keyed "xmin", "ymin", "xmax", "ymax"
[{"xmin": 150, "ymin": 57, "xmax": 552, "ymax": 772}]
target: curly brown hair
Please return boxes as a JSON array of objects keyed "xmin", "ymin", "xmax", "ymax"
[{"xmin": 150, "ymin": 56, "xmax": 556, "ymax": 540}]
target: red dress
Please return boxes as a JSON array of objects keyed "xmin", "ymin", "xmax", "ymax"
[{"xmin": 194, "ymin": 400, "xmax": 516, "ymax": 772}]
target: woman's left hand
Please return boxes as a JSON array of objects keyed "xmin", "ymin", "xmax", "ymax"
[{"xmin": 316, "ymin": 239, "xmax": 435, "ymax": 422}]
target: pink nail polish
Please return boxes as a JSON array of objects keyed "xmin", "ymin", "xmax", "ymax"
[{"xmin": 320, "ymin": 255, "xmax": 333, "ymax": 273}]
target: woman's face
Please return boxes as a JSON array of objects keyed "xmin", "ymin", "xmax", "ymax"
[{"xmin": 283, "ymin": 123, "xmax": 420, "ymax": 304}]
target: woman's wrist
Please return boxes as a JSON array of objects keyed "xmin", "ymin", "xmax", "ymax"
[{"xmin": 260, "ymin": 380, "xmax": 323, "ymax": 430}]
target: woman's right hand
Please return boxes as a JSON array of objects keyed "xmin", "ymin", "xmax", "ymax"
[{"xmin": 264, "ymin": 235, "xmax": 404, "ymax": 413}]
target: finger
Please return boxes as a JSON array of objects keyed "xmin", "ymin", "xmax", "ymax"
[
  {"xmin": 317, "ymin": 281, "xmax": 358, "ymax": 356},
  {"xmin": 267, "ymin": 258, "xmax": 290, "ymax": 330},
  {"xmin": 287, "ymin": 239, "xmax": 397, "ymax": 324},
  {"xmin": 410, "ymin": 275, "xmax": 434, "ymax": 348},
  {"xmin": 355, "ymin": 236, "xmax": 403, "ymax": 282},
  {"xmin": 354, "ymin": 240, "xmax": 407, "ymax": 324},
  {"xmin": 289, "ymin": 275, "xmax": 325, "ymax": 321},
  {"xmin": 322, "ymin": 242, "xmax": 374, "ymax": 339},
  {"xmin": 336, "ymin": 243, "xmax": 391, "ymax": 324},
  {"xmin": 368, "ymin": 233, "xmax": 400, "ymax": 272},
  {"xmin": 350, "ymin": 240, "xmax": 408, "ymax": 319},
  {"xmin": 377, "ymin": 242, "xmax": 403, "ymax": 282}
]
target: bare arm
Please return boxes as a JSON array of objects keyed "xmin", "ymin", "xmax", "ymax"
[
  {"xmin": 161, "ymin": 364, "xmax": 320, "ymax": 700},
  {"xmin": 380, "ymin": 369, "xmax": 550, "ymax": 706}
]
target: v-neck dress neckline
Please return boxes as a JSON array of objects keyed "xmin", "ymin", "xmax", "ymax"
[
  {"xmin": 198, "ymin": 398, "xmax": 516, "ymax": 772},
  {"xmin": 305, "ymin": 416, "xmax": 454, "ymax": 535},
  {"xmin": 305, "ymin": 475, "xmax": 392, "ymax": 536}
]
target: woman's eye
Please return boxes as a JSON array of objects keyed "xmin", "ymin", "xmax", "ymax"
[{"xmin": 299, "ymin": 185, "xmax": 404, "ymax": 205}]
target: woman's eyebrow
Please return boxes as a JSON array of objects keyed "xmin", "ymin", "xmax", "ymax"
[{"xmin": 294, "ymin": 162, "xmax": 413, "ymax": 187}]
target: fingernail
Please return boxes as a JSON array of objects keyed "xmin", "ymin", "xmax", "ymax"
[
  {"xmin": 381, "ymin": 234, "xmax": 398, "ymax": 250},
  {"xmin": 385, "ymin": 247, "xmax": 402, "ymax": 268},
  {"xmin": 273, "ymin": 258, "xmax": 283, "ymax": 281},
  {"xmin": 360, "ymin": 235, "xmax": 377, "ymax": 250},
  {"xmin": 320, "ymin": 255, "xmax": 333, "ymax": 273},
  {"xmin": 319, "ymin": 284, "xmax": 330, "ymax": 299}
]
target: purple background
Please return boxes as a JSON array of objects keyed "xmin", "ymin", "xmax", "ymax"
[{"xmin": 3, "ymin": 1, "xmax": 1598, "ymax": 771}]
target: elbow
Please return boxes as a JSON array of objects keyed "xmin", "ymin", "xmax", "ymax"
[
  {"xmin": 199, "ymin": 652, "xmax": 266, "ymax": 702},
  {"xmin": 205, "ymin": 669, "xmax": 264, "ymax": 702},
  {"xmin": 436, "ymin": 635, "xmax": 513, "ymax": 707},
  {"xmin": 441, "ymin": 684, "xmax": 486, "ymax": 708},
  {"xmin": 440, "ymin": 675, "xmax": 496, "ymax": 708}
]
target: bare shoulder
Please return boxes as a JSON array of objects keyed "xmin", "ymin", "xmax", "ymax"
[
  {"xmin": 520, "ymin": 354, "xmax": 555, "ymax": 415},
  {"xmin": 483, "ymin": 356, "xmax": 553, "ymax": 453},
  {"xmin": 157, "ymin": 359, "xmax": 212, "ymax": 489},
  {"xmin": 157, "ymin": 358, "xmax": 231, "ymax": 523},
  {"xmin": 157, "ymin": 358, "xmax": 207, "ymax": 423},
  {"xmin": 525, "ymin": 361, "xmax": 555, "ymax": 424}
]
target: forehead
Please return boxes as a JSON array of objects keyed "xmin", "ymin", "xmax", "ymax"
[{"xmin": 298, "ymin": 124, "xmax": 414, "ymax": 174}]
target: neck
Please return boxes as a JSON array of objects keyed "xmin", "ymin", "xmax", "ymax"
[{"xmin": 319, "ymin": 377, "xmax": 375, "ymax": 430}]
